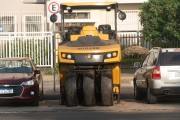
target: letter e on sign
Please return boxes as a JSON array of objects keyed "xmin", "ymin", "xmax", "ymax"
[{"xmin": 48, "ymin": 2, "xmax": 60, "ymax": 14}]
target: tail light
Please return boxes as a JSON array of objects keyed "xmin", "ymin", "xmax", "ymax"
[{"xmin": 152, "ymin": 66, "xmax": 161, "ymax": 79}]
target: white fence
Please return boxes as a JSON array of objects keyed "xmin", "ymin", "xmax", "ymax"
[{"xmin": 0, "ymin": 32, "xmax": 53, "ymax": 67}]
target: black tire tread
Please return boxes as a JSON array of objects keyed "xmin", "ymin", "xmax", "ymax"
[
  {"xmin": 101, "ymin": 72, "xmax": 113, "ymax": 106},
  {"xmin": 83, "ymin": 71, "xmax": 96, "ymax": 106},
  {"xmin": 32, "ymin": 98, "xmax": 39, "ymax": 106},
  {"xmin": 134, "ymin": 81, "xmax": 143, "ymax": 100},
  {"xmin": 147, "ymin": 87, "xmax": 157, "ymax": 104},
  {"xmin": 65, "ymin": 73, "xmax": 78, "ymax": 107}
]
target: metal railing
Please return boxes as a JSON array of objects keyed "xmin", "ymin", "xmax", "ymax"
[
  {"xmin": 118, "ymin": 31, "xmax": 153, "ymax": 49},
  {"xmin": 0, "ymin": 32, "xmax": 53, "ymax": 67},
  {"xmin": 118, "ymin": 31, "xmax": 180, "ymax": 49}
]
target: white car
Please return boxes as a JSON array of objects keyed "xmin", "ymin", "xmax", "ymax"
[{"xmin": 133, "ymin": 47, "xmax": 180, "ymax": 104}]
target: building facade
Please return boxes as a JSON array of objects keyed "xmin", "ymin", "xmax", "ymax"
[
  {"xmin": 0, "ymin": 0, "xmax": 149, "ymax": 67},
  {"xmin": 0, "ymin": 0, "xmax": 45, "ymax": 32},
  {"xmin": 0, "ymin": 0, "xmax": 148, "ymax": 33}
]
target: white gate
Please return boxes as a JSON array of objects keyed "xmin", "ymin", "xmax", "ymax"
[{"xmin": 0, "ymin": 32, "xmax": 53, "ymax": 67}]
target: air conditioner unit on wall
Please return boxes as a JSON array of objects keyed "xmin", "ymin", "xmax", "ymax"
[{"xmin": 23, "ymin": 0, "xmax": 45, "ymax": 4}]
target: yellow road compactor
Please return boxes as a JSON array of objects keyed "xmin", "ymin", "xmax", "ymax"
[{"xmin": 58, "ymin": 2, "xmax": 125, "ymax": 106}]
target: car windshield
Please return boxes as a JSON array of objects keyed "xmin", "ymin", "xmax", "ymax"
[
  {"xmin": 161, "ymin": 52, "xmax": 180, "ymax": 66},
  {"xmin": 0, "ymin": 60, "xmax": 33, "ymax": 73}
]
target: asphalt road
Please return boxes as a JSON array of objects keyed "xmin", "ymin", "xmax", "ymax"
[
  {"xmin": 0, "ymin": 111, "xmax": 180, "ymax": 120},
  {"xmin": 0, "ymin": 73, "xmax": 180, "ymax": 120}
]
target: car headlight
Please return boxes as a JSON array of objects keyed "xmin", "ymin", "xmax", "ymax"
[
  {"xmin": 22, "ymin": 80, "xmax": 35, "ymax": 86},
  {"xmin": 105, "ymin": 51, "xmax": 118, "ymax": 59}
]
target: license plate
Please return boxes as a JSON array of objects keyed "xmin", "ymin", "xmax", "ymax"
[
  {"xmin": 0, "ymin": 88, "xmax": 13, "ymax": 94},
  {"xmin": 175, "ymin": 72, "xmax": 180, "ymax": 77}
]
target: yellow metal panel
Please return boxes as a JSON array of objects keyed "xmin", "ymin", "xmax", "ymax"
[
  {"xmin": 70, "ymin": 35, "xmax": 81, "ymax": 41},
  {"xmin": 82, "ymin": 26, "xmax": 97, "ymax": 30},
  {"xmin": 61, "ymin": 2, "xmax": 117, "ymax": 7},
  {"xmin": 99, "ymin": 34, "xmax": 109, "ymax": 40},
  {"xmin": 58, "ymin": 44, "xmax": 121, "ymax": 64},
  {"xmin": 112, "ymin": 65, "xmax": 121, "ymax": 85},
  {"xmin": 81, "ymin": 30, "xmax": 99, "ymax": 36},
  {"xmin": 80, "ymin": 26, "xmax": 99, "ymax": 36},
  {"xmin": 104, "ymin": 57, "xmax": 120, "ymax": 63},
  {"xmin": 113, "ymin": 86, "xmax": 119, "ymax": 93},
  {"xmin": 59, "ymin": 59, "xmax": 75, "ymax": 64},
  {"xmin": 58, "ymin": 53, "xmax": 75, "ymax": 63},
  {"xmin": 58, "ymin": 44, "xmax": 120, "ymax": 53}
]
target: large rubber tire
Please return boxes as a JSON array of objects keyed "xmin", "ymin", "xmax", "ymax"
[
  {"xmin": 101, "ymin": 72, "xmax": 113, "ymax": 106},
  {"xmin": 134, "ymin": 82, "xmax": 143, "ymax": 100},
  {"xmin": 39, "ymin": 82, "xmax": 44, "ymax": 101},
  {"xmin": 83, "ymin": 71, "xmax": 96, "ymax": 106},
  {"xmin": 147, "ymin": 87, "xmax": 157, "ymax": 104},
  {"xmin": 31, "ymin": 98, "xmax": 39, "ymax": 106},
  {"xmin": 65, "ymin": 73, "xmax": 78, "ymax": 107}
]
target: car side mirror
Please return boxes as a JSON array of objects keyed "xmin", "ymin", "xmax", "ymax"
[
  {"xmin": 34, "ymin": 69, "xmax": 41, "ymax": 74},
  {"xmin": 133, "ymin": 62, "xmax": 141, "ymax": 68}
]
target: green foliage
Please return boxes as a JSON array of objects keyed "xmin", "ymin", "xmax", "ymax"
[{"xmin": 140, "ymin": 0, "xmax": 180, "ymax": 46}]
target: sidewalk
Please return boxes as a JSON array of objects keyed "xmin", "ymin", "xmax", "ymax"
[{"xmin": 42, "ymin": 74, "xmax": 60, "ymax": 100}]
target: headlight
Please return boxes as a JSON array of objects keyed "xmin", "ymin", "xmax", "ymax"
[
  {"xmin": 61, "ymin": 53, "xmax": 73, "ymax": 60},
  {"xmin": 107, "ymin": 53, "xmax": 112, "ymax": 58},
  {"xmin": 22, "ymin": 80, "xmax": 35, "ymax": 86},
  {"xmin": 67, "ymin": 54, "xmax": 72, "ymax": 59},
  {"xmin": 105, "ymin": 51, "xmax": 118, "ymax": 59}
]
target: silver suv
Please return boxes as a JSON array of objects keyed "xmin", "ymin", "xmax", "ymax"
[{"xmin": 133, "ymin": 47, "xmax": 180, "ymax": 104}]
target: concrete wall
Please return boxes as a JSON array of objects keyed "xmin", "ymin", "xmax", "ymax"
[
  {"xmin": 0, "ymin": 0, "xmax": 44, "ymax": 13},
  {"xmin": 118, "ymin": 3, "xmax": 142, "ymax": 31},
  {"xmin": 50, "ymin": 0, "xmax": 148, "ymax": 4},
  {"xmin": 0, "ymin": 0, "xmax": 45, "ymax": 31},
  {"xmin": 0, "ymin": 0, "xmax": 143, "ymax": 32},
  {"xmin": 119, "ymin": 3, "xmax": 142, "ymax": 10}
]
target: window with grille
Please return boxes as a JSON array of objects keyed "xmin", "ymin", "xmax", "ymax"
[
  {"xmin": 64, "ymin": 12, "xmax": 90, "ymax": 19},
  {"xmin": 23, "ymin": 0, "xmax": 45, "ymax": 4},
  {"xmin": 23, "ymin": 14, "xmax": 44, "ymax": 32},
  {"xmin": 0, "ymin": 14, "xmax": 16, "ymax": 32}
]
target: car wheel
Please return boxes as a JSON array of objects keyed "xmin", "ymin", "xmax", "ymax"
[
  {"xmin": 32, "ymin": 98, "xmax": 39, "ymax": 106},
  {"xmin": 39, "ymin": 83, "xmax": 44, "ymax": 101},
  {"xmin": 39, "ymin": 89, "xmax": 44, "ymax": 101},
  {"xmin": 134, "ymin": 82, "xmax": 143, "ymax": 100},
  {"xmin": 147, "ymin": 87, "xmax": 157, "ymax": 104}
]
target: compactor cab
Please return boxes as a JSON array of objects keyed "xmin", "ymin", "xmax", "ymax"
[{"xmin": 58, "ymin": 2, "xmax": 125, "ymax": 106}]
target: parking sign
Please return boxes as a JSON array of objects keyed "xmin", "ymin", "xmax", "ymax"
[{"xmin": 47, "ymin": 1, "xmax": 61, "ymax": 23}]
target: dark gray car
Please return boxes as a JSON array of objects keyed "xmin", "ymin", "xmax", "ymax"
[{"xmin": 133, "ymin": 47, "xmax": 180, "ymax": 104}]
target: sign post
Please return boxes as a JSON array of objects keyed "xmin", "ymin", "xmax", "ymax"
[
  {"xmin": 50, "ymin": 14, "xmax": 58, "ymax": 92},
  {"xmin": 48, "ymin": 1, "xmax": 60, "ymax": 91}
]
